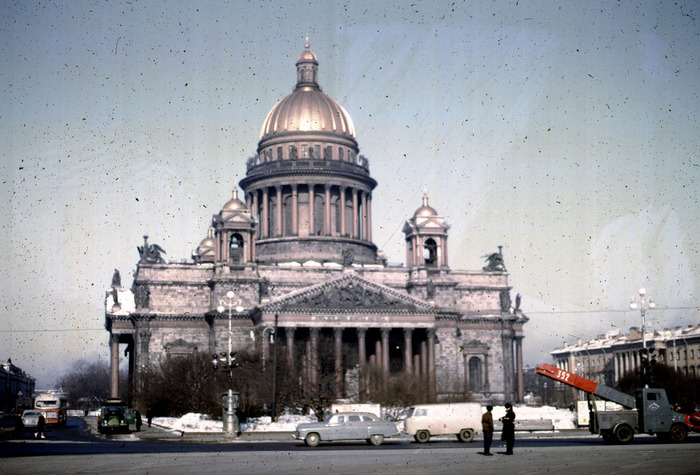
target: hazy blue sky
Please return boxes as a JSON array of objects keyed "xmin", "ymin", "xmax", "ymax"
[{"xmin": 2, "ymin": 0, "xmax": 699, "ymax": 388}]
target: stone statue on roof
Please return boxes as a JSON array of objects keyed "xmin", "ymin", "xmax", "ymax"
[{"xmin": 138, "ymin": 235, "xmax": 166, "ymax": 264}]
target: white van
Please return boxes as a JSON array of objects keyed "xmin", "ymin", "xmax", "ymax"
[{"xmin": 404, "ymin": 402, "xmax": 482, "ymax": 443}]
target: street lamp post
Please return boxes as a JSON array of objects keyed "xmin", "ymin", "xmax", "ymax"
[
  {"xmin": 259, "ymin": 321, "xmax": 280, "ymax": 422},
  {"xmin": 271, "ymin": 313, "xmax": 279, "ymax": 422},
  {"xmin": 216, "ymin": 291, "xmax": 243, "ymax": 436},
  {"xmin": 629, "ymin": 287, "xmax": 656, "ymax": 387}
]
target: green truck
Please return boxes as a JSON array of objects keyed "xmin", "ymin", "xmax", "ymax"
[{"xmin": 97, "ymin": 398, "xmax": 135, "ymax": 434}]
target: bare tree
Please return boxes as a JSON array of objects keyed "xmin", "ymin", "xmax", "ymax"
[
  {"xmin": 133, "ymin": 351, "xmax": 228, "ymax": 417},
  {"xmin": 59, "ymin": 359, "xmax": 126, "ymax": 412},
  {"xmin": 617, "ymin": 363, "xmax": 700, "ymax": 413}
]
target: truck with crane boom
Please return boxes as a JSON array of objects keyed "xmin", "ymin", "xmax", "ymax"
[{"xmin": 536, "ymin": 363, "xmax": 700, "ymax": 444}]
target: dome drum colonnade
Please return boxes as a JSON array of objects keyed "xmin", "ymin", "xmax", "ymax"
[{"xmin": 238, "ymin": 42, "xmax": 377, "ymax": 264}]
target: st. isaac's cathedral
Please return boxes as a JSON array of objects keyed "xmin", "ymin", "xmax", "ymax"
[{"xmin": 105, "ymin": 43, "xmax": 528, "ymax": 405}]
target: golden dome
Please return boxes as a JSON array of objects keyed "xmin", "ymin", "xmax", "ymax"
[
  {"xmin": 258, "ymin": 43, "xmax": 356, "ymax": 143},
  {"xmin": 193, "ymin": 228, "xmax": 215, "ymax": 263},
  {"xmin": 414, "ymin": 193, "xmax": 437, "ymax": 218},
  {"xmin": 296, "ymin": 43, "xmax": 318, "ymax": 64},
  {"xmin": 221, "ymin": 188, "xmax": 246, "ymax": 211}
]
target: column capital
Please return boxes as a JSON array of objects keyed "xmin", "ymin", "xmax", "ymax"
[
  {"xmin": 356, "ymin": 327, "xmax": 367, "ymax": 338},
  {"xmin": 333, "ymin": 327, "xmax": 344, "ymax": 338},
  {"xmin": 380, "ymin": 327, "xmax": 391, "ymax": 338},
  {"xmin": 403, "ymin": 328, "xmax": 413, "ymax": 338},
  {"xmin": 427, "ymin": 328, "xmax": 437, "ymax": 339},
  {"xmin": 309, "ymin": 327, "xmax": 320, "ymax": 337}
]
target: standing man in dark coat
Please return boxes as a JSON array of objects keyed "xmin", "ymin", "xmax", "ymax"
[
  {"xmin": 135, "ymin": 410, "xmax": 142, "ymax": 432},
  {"xmin": 35, "ymin": 414, "xmax": 46, "ymax": 439},
  {"xmin": 481, "ymin": 405, "xmax": 494, "ymax": 455},
  {"xmin": 499, "ymin": 403, "xmax": 515, "ymax": 455}
]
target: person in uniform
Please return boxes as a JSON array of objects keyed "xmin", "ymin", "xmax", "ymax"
[{"xmin": 499, "ymin": 403, "xmax": 515, "ymax": 455}]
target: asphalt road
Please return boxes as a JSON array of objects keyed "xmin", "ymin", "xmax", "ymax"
[{"xmin": 2, "ymin": 418, "xmax": 698, "ymax": 474}]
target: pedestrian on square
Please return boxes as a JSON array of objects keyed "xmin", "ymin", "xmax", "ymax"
[
  {"xmin": 499, "ymin": 403, "xmax": 515, "ymax": 455},
  {"xmin": 135, "ymin": 410, "xmax": 142, "ymax": 432},
  {"xmin": 35, "ymin": 414, "xmax": 46, "ymax": 439},
  {"xmin": 481, "ymin": 405, "xmax": 494, "ymax": 456},
  {"xmin": 14, "ymin": 412, "xmax": 24, "ymax": 438}
]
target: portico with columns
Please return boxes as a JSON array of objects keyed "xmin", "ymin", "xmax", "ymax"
[{"xmin": 252, "ymin": 273, "xmax": 442, "ymax": 401}]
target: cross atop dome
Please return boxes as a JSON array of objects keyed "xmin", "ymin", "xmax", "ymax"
[{"xmin": 296, "ymin": 38, "xmax": 319, "ymax": 90}]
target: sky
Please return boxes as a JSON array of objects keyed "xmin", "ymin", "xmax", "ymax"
[{"xmin": 2, "ymin": 0, "xmax": 699, "ymax": 389}]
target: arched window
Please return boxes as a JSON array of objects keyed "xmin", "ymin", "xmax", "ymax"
[
  {"xmin": 314, "ymin": 193, "xmax": 324, "ymax": 235},
  {"xmin": 424, "ymin": 238, "xmax": 438, "ymax": 266},
  {"xmin": 283, "ymin": 195, "xmax": 294, "ymax": 236},
  {"xmin": 229, "ymin": 234, "xmax": 244, "ymax": 264},
  {"xmin": 469, "ymin": 357, "xmax": 482, "ymax": 392}
]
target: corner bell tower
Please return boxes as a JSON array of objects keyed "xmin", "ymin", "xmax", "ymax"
[
  {"xmin": 403, "ymin": 193, "xmax": 450, "ymax": 269},
  {"xmin": 211, "ymin": 188, "xmax": 257, "ymax": 265}
]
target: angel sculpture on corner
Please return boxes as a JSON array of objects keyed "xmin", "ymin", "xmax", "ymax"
[{"xmin": 137, "ymin": 235, "xmax": 166, "ymax": 264}]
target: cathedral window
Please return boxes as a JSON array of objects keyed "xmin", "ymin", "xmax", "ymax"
[
  {"xmin": 469, "ymin": 357, "xmax": 483, "ymax": 392},
  {"xmin": 229, "ymin": 234, "xmax": 244, "ymax": 264},
  {"xmin": 301, "ymin": 144, "xmax": 309, "ymax": 158},
  {"xmin": 314, "ymin": 193, "xmax": 324, "ymax": 235},
  {"xmin": 424, "ymin": 238, "xmax": 438, "ymax": 266},
  {"xmin": 283, "ymin": 195, "xmax": 294, "ymax": 236},
  {"xmin": 338, "ymin": 147, "xmax": 344, "ymax": 161}
]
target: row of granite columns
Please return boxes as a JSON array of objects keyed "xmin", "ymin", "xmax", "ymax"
[
  {"xmin": 614, "ymin": 349, "xmax": 641, "ymax": 384},
  {"xmin": 246, "ymin": 184, "xmax": 372, "ymax": 241},
  {"xmin": 260, "ymin": 326, "xmax": 437, "ymax": 402}
]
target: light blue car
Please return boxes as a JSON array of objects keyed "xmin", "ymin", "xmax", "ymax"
[{"xmin": 295, "ymin": 412, "xmax": 399, "ymax": 447}]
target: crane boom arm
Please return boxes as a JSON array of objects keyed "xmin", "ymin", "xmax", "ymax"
[{"xmin": 536, "ymin": 363, "xmax": 636, "ymax": 408}]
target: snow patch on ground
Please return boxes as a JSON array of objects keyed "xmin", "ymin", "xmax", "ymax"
[{"xmin": 152, "ymin": 405, "xmax": 577, "ymax": 433}]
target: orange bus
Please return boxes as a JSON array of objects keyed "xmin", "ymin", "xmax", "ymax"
[{"xmin": 34, "ymin": 391, "xmax": 68, "ymax": 427}]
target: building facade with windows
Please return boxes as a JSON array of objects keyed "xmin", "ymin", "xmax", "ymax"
[
  {"xmin": 551, "ymin": 324, "xmax": 700, "ymax": 387},
  {"xmin": 105, "ymin": 43, "xmax": 528, "ymax": 405},
  {"xmin": 0, "ymin": 359, "xmax": 35, "ymax": 412}
]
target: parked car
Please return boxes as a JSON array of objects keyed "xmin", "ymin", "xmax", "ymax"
[
  {"xmin": 97, "ymin": 398, "xmax": 134, "ymax": 434},
  {"xmin": 295, "ymin": 412, "xmax": 399, "ymax": 447},
  {"xmin": 403, "ymin": 402, "xmax": 482, "ymax": 443},
  {"xmin": 21, "ymin": 410, "xmax": 43, "ymax": 429}
]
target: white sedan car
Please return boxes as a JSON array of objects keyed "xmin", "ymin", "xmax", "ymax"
[
  {"xmin": 21, "ymin": 410, "xmax": 43, "ymax": 429},
  {"xmin": 295, "ymin": 412, "xmax": 399, "ymax": 447}
]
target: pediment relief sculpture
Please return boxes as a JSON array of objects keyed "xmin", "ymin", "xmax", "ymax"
[{"xmin": 271, "ymin": 277, "xmax": 433, "ymax": 313}]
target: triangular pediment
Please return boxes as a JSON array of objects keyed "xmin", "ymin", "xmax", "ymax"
[
  {"xmin": 415, "ymin": 216, "xmax": 449, "ymax": 231},
  {"xmin": 223, "ymin": 213, "xmax": 255, "ymax": 224},
  {"xmin": 262, "ymin": 274, "xmax": 438, "ymax": 314}
]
